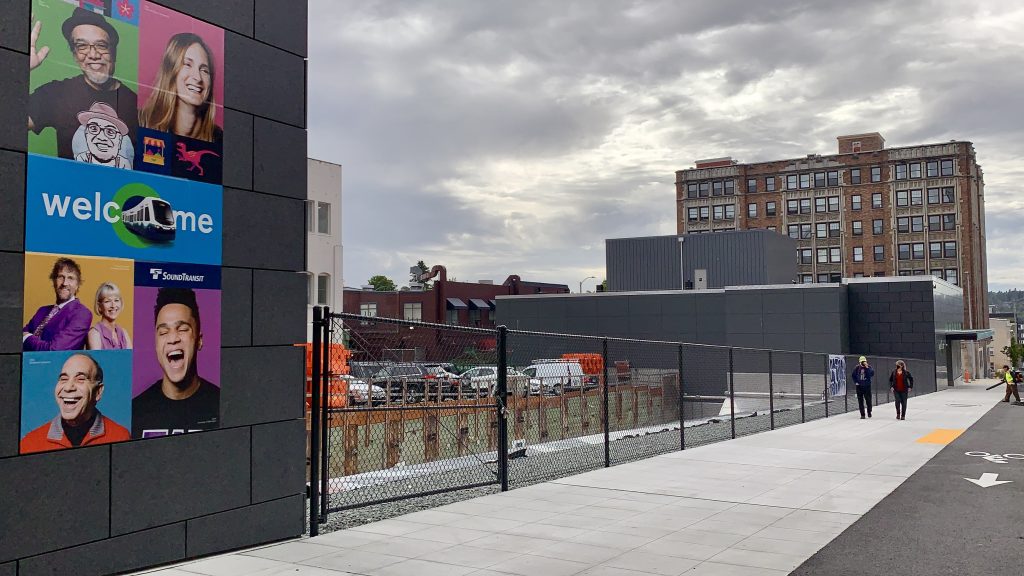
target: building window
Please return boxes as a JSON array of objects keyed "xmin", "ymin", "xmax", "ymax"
[
  {"xmin": 747, "ymin": 178, "xmax": 757, "ymax": 193},
  {"xmin": 872, "ymin": 193, "xmax": 883, "ymax": 208},
  {"xmin": 360, "ymin": 302, "xmax": 377, "ymax": 317},
  {"xmin": 928, "ymin": 215, "xmax": 941, "ymax": 232},
  {"xmin": 317, "ymin": 202, "xmax": 331, "ymax": 234},
  {"xmin": 767, "ymin": 225, "xmax": 777, "ymax": 232},
  {"xmin": 817, "ymin": 248, "xmax": 829, "ymax": 264},
  {"xmin": 895, "ymin": 164, "xmax": 907, "ymax": 180},
  {"xmin": 799, "ymin": 249, "xmax": 812, "ymax": 264},
  {"xmin": 800, "ymin": 173, "xmax": 811, "ymax": 189},
  {"xmin": 469, "ymin": 308, "xmax": 481, "ymax": 325},
  {"xmin": 852, "ymin": 221, "xmax": 863, "ymax": 235},
  {"xmin": 800, "ymin": 198, "xmax": 811, "ymax": 214},
  {"xmin": 929, "ymin": 242, "xmax": 942, "ymax": 258},
  {"xmin": 814, "ymin": 172, "xmax": 826, "ymax": 187},
  {"xmin": 898, "ymin": 244, "xmax": 910, "ymax": 260},
  {"xmin": 766, "ymin": 201, "xmax": 777, "ymax": 216},
  {"xmin": 800, "ymin": 224, "xmax": 812, "ymax": 239},
  {"xmin": 927, "ymin": 188, "xmax": 940, "ymax": 204},
  {"xmin": 909, "ymin": 162, "xmax": 922, "ymax": 179},
  {"xmin": 817, "ymin": 273, "xmax": 830, "ymax": 283},
  {"xmin": 827, "ymin": 171, "xmax": 839, "ymax": 186},
  {"xmin": 815, "ymin": 197, "xmax": 827, "ymax": 213},
  {"xmin": 712, "ymin": 181, "xmax": 724, "ymax": 196},
  {"xmin": 943, "ymin": 213, "xmax": 956, "ymax": 230},
  {"xmin": 912, "ymin": 243, "xmax": 925, "ymax": 260},
  {"xmin": 942, "ymin": 187, "xmax": 955, "ymax": 203},
  {"xmin": 926, "ymin": 160, "xmax": 938, "ymax": 177},
  {"xmin": 766, "ymin": 177, "xmax": 776, "ymax": 191},
  {"xmin": 853, "ymin": 272, "xmax": 865, "ymax": 278},
  {"xmin": 850, "ymin": 168, "xmax": 861, "ymax": 185},
  {"xmin": 853, "ymin": 246, "xmax": 864, "ymax": 262},
  {"xmin": 713, "ymin": 205, "xmax": 724, "ymax": 220},
  {"xmin": 897, "ymin": 217, "xmax": 909, "ymax": 233},
  {"xmin": 852, "ymin": 141, "xmax": 862, "ymax": 153},
  {"xmin": 851, "ymin": 195, "xmax": 862, "ymax": 210},
  {"xmin": 305, "ymin": 200, "xmax": 315, "ymax": 233},
  {"xmin": 446, "ymin": 308, "xmax": 459, "ymax": 324},
  {"xmin": 724, "ymin": 204, "xmax": 735, "ymax": 219},
  {"xmin": 816, "ymin": 223, "xmax": 828, "ymax": 238},
  {"xmin": 941, "ymin": 159, "xmax": 954, "ymax": 176},
  {"xmin": 946, "ymin": 268, "xmax": 959, "ymax": 285},
  {"xmin": 870, "ymin": 166, "xmax": 882, "ymax": 182},
  {"xmin": 317, "ymin": 273, "xmax": 330, "ymax": 306},
  {"xmin": 724, "ymin": 180, "xmax": 735, "ymax": 195},
  {"xmin": 801, "ymin": 274, "xmax": 813, "ymax": 284},
  {"xmin": 787, "ymin": 224, "xmax": 799, "ymax": 239},
  {"xmin": 687, "ymin": 183, "xmax": 698, "ymax": 198},
  {"xmin": 911, "ymin": 216, "xmax": 924, "ymax": 232},
  {"xmin": 786, "ymin": 174, "xmax": 798, "ymax": 190},
  {"xmin": 747, "ymin": 203, "xmax": 757, "ymax": 218},
  {"xmin": 699, "ymin": 206, "xmax": 710, "ymax": 220},
  {"xmin": 873, "ymin": 219, "xmax": 883, "ymax": 235},
  {"xmin": 829, "ymin": 222, "xmax": 841, "ymax": 237},
  {"xmin": 403, "ymin": 302, "xmax": 423, "ymax": 321},
  {"xmin": 688, "ymin": 208, "xmax": 699, "ymax": 222},
  {"xmin": 931, "ymin": 269, "xmax": 943, "ymax": 279},
  {"xmin": 896, "ymin": 190, "xmax": 909, "ymax": 207},
  {"xmin": 787, "ymin": 199, "xmax": 799, "ymax": 215},
  {"xmin": 874, "ymin": 245, "xmax": 885, "ymax": 261},
  {"xmin": 830, "ymin": 247, "xmax": 841, "ymax": 263},
  {"xmin": 699, "ymin": 182, "xmax": 710, "ymax": 197},
  {"xmin": 828, "ymin": 196, "xmax": 840, "ymax": 212},
  {"xmin": 944, "ymin": 241, "xmax": 957, "ymax": 258},
  {"xmin": 910, "ymin": 189, "xmax": 923, "ymax": 205}
]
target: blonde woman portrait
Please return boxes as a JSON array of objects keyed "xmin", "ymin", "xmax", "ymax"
[
  {"xmin": 139, "ymin": 32, "xmax": 222, "ymax": 143},
  {"xmin": 87, "ymin": 282, "xmax": 132, "ymax": 350}
]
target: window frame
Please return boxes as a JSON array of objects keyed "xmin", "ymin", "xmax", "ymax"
[
  {"xmin": 852, "ymin": 220, "xmax": 863, "ymax": 236},
  {"xmin": 874, "ymin": 245, "xmax": 885, "ymax": 261},
  {"xmin": 850, "ymin": 168, "xmax": 861, "ymax": 185},
  {"xmin": 872, "ymin": 219, "xmax": 883, "ymax": 235},
  {"xmin": 872, "ymin": 193, "xmax": 883, "ymax": 208},
  {"xmin": 853, "ymin": 246, "xmax": 864, "ymax": 262},
  {"xmin": 851, "ymin": 195, "xmax": 862, "ymax": 210},
  {"xmin": 870, "ymin": 166, "xmax": 882, "ymax": 182},
  {"xmin": 766, "ymin": 201, "xmax": 777, "ymax": 216}
]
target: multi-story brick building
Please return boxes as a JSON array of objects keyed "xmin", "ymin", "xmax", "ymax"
[{"xmin": 675, "ymin": 133, "xmax": 989, "ymax": 331}]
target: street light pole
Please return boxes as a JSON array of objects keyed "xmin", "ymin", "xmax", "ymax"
[{"xmin": 579, "ymin": 275, "xmax": 596, "ymax": 293}]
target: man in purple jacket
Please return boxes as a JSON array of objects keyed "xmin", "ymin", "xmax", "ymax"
[{"xmin": 23, "ymin": 257, "xmax": 92, "ymax": 352}]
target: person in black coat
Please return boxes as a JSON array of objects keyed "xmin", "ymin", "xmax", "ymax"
[{"xmin": 889, "ymin": 360, "xmax": 914, "ymax": 420}]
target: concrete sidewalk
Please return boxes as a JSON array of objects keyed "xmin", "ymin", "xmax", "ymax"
[{"xmin": 134, "ymin": 381, "xmax": 1001, "ymax": 576}]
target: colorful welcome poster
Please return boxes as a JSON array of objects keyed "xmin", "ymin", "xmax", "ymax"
[{"xmin": 21, "ymin": 0, "xmax": 225, "ymax": 453}]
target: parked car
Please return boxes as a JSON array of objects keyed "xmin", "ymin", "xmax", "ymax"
[
  {"xmin": 370, "ymin": 363, "xmax": 431, "ymax": 401},
  {"xmin": 522, "ymin": 360, "xmax": 585, "ymax": 395},
  {"xmin": 340, "ymin": 375, "xmax": 386, "ymax": 406},
  {"xmin": 458, "ymin": 366, "xmax": 529, "ymax": 396},
  {"xmin": 348, "ymin": 361, "xmax": 392, "ymax": 380},
  {"xmin": 421, "ymin": 363, "xmax": 462, "ymax": 395}
]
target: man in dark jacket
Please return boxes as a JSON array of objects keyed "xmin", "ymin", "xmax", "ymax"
[{"xmin": 851, "ymin": 355, "xmax": 874, "ymax": 419}]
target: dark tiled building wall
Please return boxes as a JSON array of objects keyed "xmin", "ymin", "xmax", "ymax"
[
  {"xmin": 847, "ymin": 281, "xmax": 938, "ymax": 361},
  {"xmin": 0, "ymin": 1, "xmax": 309, "ymax": 573}
]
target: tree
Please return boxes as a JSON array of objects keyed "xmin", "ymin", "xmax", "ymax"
[
  {"xmin": 415, "ymin": 260, "xmax": 433, "ymax": 288},
  {"xmin": 1003, "ymin": 338, "xmax": 1024, "ymax": 369},
  {"xmin": 367, "ymin": 275, "xmax": 396, "ymax": 291}
]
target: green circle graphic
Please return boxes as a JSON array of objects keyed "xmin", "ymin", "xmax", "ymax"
[{"xmin": 111, "ymin": 182, "xmax": 161, "ymax": 248}]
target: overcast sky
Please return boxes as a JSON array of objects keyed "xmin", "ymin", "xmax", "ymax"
[{"xmin": 307, "ymin": 0, "xmax": 1024, "ymax": 293}]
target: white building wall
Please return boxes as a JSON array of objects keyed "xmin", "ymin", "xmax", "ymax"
[{"xmin": 306, "ymin": 158, "xmax": 343, "ymax": 341}]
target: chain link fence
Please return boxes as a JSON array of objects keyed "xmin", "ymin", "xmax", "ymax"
[{"xmin": 306, "ymin": 308, "xmax": 941, "ymax": 535}]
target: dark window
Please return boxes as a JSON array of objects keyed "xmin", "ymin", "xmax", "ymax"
[
  {"xmin": 817, "ymin": 273, "xmax": 829, "ymax": 283},
  {"xmin": 897, "ymin": 217, "xmax": 909, "ymax": 233},
  {"xmin": 724, "ymin": 180, "xmax": 735, "ymax": 195},
  {"xmin": 898, "ymin": 244, "xmax": 911, "ymax": 260},
  {"xmin": 927, "ymin": 187, "xmax": 940, "ymax": 204},
  {"xmin": 800, "ymin": 224, "xmax": 812, "ymax": 239},
  {"xmin": 687, "ymin": 183, "xmax": 698, "ymax": 198},
  {"xmin": 910, "ymin": 189, "xmax": 922, "ymax": 205},
  {"xmin": 699, "ymin": 206, "xmax": 709, "ymax": 220},
  {"xmin": 943, "ymin": 213, "xmax": 956, "ymax": 230},
  {"xmin": 816, "ymin": 223, "xmax": 828, "ymax": 238},
  {"xmin": 788, "ymin": 224, "xmax": 800, "ymax": 239},
  {"xmin": 699, "ymin": 182, "xmax": 709, "ymax": 197},
  {"xmin": 713, "ymin": 181, "xmax": 724, "ymax": 196},
  {"xmin": 871, "ymin": 166, "xmax": 882, "ymax": 182},
  {"xmin": 929, "ymin": 242, "xmax": 941, "ymax": 258},
  {"xmin": 926, "ymin": 160, "xmax": 939, "ymax": 177},
  {"xmin": 911, "ymin": 216, "xmax": 924, "ymax": 232},
  {"xmin": 800, "ymin": 173, "xmax": 811, "ymax": 189},
  {"xmin": 815, "ymin": 197, "xmax": 827, "ymax": 213},
  {"xmin": 827, "ymin": 171, "xmax": 839, "ymax": 186},
  {"xmin": 766, "ymin": 201, "xmax": 777, "ymax": 216},
  {"xmin": 896, "ymin": 190, "xmax": 909, "ymax": 207},
  {"xmin": 713, "ymin": 205, "xmax": 724, "ymax": 220},
  {"xmin": 931, "ymin": 269, "xmax": 943, "ymax": 279},
  {"xmin": 874, "ymin": 245, "xmax": 885, "ymax": 261},
  {"xmin": 909, "ymin": 162, "xmax": 921, "ymax": 179},
  {"xmin": 942, "ymin": 187, "xmax": 955, "ymax": 203},
  {"xmin": 946, "ymin": 268, "xmax": 958, "ymax": 285},
  {"xmin": 724, "ymin": 204, "xmax": 735, "ymax": 219},
  {"xmin": 787, "ymin": 174, "xmax": 798, "ymax": 189},
  {"xmin": 928, "ymin": 215, "xmax": 940, "ymax": 232},
  {"xmin": 687, "ymin": 208, "xmax": 698, "ymax": 222},
  {"xmin": 801, "ymin": 274, "xmax": 813, "ymax": 284},
  {"xmin": 814, "ymin": 172, "xmax": 826, "ymax": 187},
  {"xmin": 912, "ymin": 243, "xmax": 925, "ymax": 259},
  {"xmin": 852, "ymin": 221, "xmax": 863, "ymax": 235},
  {"xmin": 850, "ymin": 168, "xmax": 861, "ymax": 185},
  {"xmin": 747, "ymin": 178, "xmax": 757, "ymax": 193},
  {"xmin": 766, "ymin": 177, "xmax": 776, "ymax": 191},
  {"xmin": 944, "ymin": 241, "xmax": 957, "ymax": 258},
  {"xmin": 829, "ymin": 222, "xmax": 841, "ymax": 237},
  {"xmin": 853, "ymin": 246, "xmax": 864, "ymax": 262},
  {"xmin": 787, "ymin": 200, "xmax": 799, "ymax": 215},
  {"xmin": 873, "ymin": 219, "xmax": 883, "ymax": 235},
  {"xmin": 895, "ymin": 164, "xmax": 907, "ymax": 180},
  {"xmin": 941, "ymin": 159, "xmax": 954, "ymax": 176},
  {"xmin": 747, "ymin": 203, "xmax": 757, "ymax": 218},
  {"xmin": 872, "ymin": 193, "xmax": 883, "ymax": 208},
  {"xmin": 851, "ymin": 195, "xmax": 862, "ymax": 210},
  {"xmin": 799, "ymin": 249, "xmax": 812, "ymax": 264},
  {"xmin": 828, "ymin": 196, "xmax": 840, "ymax": 212},
  {"xmin": 800, "ymin": 199, "xmax": 811, "ymax": 214}
]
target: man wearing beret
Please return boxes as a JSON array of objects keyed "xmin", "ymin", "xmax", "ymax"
[{"xmin": 28, "ymin": 7, "xmax": 137, "ymax": 161}]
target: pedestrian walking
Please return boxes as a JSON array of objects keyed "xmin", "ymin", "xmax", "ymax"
[
  {"xmin": 1001, "ymin": 364, "xmax": 1020, "ymax": 403},
  {"xmin": 889, "ymin": 360, "xmax": 913, "ymax": 420},
  {"xmin": 851, "ymin": 355, "xmax": 874, "ymax": 419}
]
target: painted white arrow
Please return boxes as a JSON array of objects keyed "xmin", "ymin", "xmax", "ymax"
[{"xmin": 964, "ymin": 473, "xmax": 1013, "ymax": 488}]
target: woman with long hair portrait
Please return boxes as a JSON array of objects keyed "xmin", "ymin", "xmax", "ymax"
[{"xmin": 139, "ymin": 32, "xmax": 221, "ymax": 143}]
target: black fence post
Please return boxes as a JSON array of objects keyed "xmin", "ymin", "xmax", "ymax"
[
  {"xmin": 824, "ymin": 355, "xmax": 830, "ymax": 418},
  {"xmin": 768, "ymin": 350, "xmax": 775, "ymax": 431},
  {"xmin": 309, "ymin": 306, "xmax": 322, "ymax": 536},
  {"xmin": 729, "ymin": 348, "xmax": 736, "ymax": 439},
  {"xmin": 678, "ymin": 344, "xmax": 685, "ymax": 451},
  {"xmin": 800, "ymin": 353, "xmax": 805, "ymax": 423},
  {"xmin": 496, "ymin": 325, "xmax": 509, "ymax": 491},
  {"xmin": 320, "ymin": 307, "xmax": 331, "ymax": 519},
  {"xmin": 602, "ymin": 338, "xmax": 610, "ymax": 467}
]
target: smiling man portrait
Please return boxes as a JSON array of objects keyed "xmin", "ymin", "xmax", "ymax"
[{"xmin": 23, "ymin": 256, "xmax": 93, "ymax": 351}]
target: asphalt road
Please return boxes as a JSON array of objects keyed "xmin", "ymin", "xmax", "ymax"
[{"xmin": 791, "ymin": 400, "xmax": 1024, "ymax": 576}]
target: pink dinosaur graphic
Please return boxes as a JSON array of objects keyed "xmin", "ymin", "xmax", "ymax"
[{"xmin": 176, "ymin": 142, "xmax": 220, "ymax": 177}]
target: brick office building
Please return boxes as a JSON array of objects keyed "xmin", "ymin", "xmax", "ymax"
[{"xmin": 675, "ymin": 133, "xmax": 989, "ymax": 332}]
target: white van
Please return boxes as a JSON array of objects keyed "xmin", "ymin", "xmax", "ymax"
[{"xmin": 521, "ymin": 360, "xmax": 585, "ymax": 395}]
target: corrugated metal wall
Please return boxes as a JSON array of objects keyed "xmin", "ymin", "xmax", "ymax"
[{"xmin": 606, "ymin": 235, "xmax": 682, "ymax": 291}]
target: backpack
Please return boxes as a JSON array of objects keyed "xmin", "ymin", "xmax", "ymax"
[{"xmin": 1014, "ymin": 370, "xmax": 1023, "ymax": 384}]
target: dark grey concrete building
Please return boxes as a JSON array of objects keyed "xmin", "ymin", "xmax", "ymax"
[
  {"xmin": 1, "ymin": 2, "xmax": 308, "ymax": 574},
  {"xmin": 606, "ymin": 230, "xmax": 798, "ymax": 292}
]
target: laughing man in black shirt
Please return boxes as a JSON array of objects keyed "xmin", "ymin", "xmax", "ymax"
[{"xmin": 132, "ymin": 288, "xmax": 219, "ymax": 438}]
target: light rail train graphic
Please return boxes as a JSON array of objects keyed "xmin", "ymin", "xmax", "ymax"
[{"xmin": 121, "ymin": 196, "xmax": 176, "ymax": 242}]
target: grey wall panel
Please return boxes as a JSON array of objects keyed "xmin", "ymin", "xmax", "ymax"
[
  {"xmin": 154, "ymin": 0, "xmax": 255, "ymax": 36},
  {"xmin": 627, "ymin": 295, "xmax": 662, "ymax": 317},
  {"xmin": 0, "ymin": 47, "xmax": 27, "ymax": 153},
  {"xmin": 225, "ymin": 32, "xmax": 305, "ymax": 127},
  {"xmin": 0, "ymin": 562, "xmax": 12, "ymax": 576},
  {"xmin": 565, "ymin": 297, "xmax": 598, "ymax": 318},
  {"xmin": 0, "ymin": 1, "xmax": 27, "ymax": 52},
  {"xmin": 762, "ymin": 314, "xmax": 804, "ymax": 334},
  {"xmin": 111, "ymin": 428, "xmax": 252, "ymax": 536},
  {"xmin": 253, "ymin": 117, "xmax": 308, "ymax": 199},
  {"xmin": 0, "ymin": 150, "xmax": 24, "ymax": 251},
  {"xmin": 0, "ymin": 355, "xmax": 19, "ymax": 457},
  {"xmin": 0, "ymin": 447, "xmax": 110, "ymax": 562},
  {"xmin": 606, "ymin": 236, "xmax": 680, "ymax": 292},
  {"xmin": 186, "ymin": 495, "xmax": 303, "ymax": 558},
  {"xmin": 222, "ymin": 108, "xmax": 254, "ymax": 190},
  {"xmin": 762, "ymin": 289, "xmax": 802, "ymax": 312},
  {"xmin": 725, "ymin": 291, "xmax": 762, "ymax": 315},
  {"xmin": 17, "ymin": 523, "xmax": 185, "ymax": 576},
  {"xmin": 251, "ymin": 419, "xmax": 305, "ymax": 503},
  {"xmin": 223, "ymin": 188, "xmax": 304, "ymax": 271},
  {"xmin": 0, "ymin": 251, "xmax": 23, "ymax": 354},
  {"xmin": 764, "ymin": 232, "xmax": 800, "ymax": 284},
  {"xmin": 255, "ymin": 0, "xmax": 308, "ymax": 56},
  {"xmin": 252, "ymin": 270, "xmax": 306, "ymax": 346},
  {"xmin": 221, "ymin": 267, "xmax": 253, "ymax": 347},
  {"xmin": 219, "ymin": 345, "xmax": 304, "ymax": 427}
]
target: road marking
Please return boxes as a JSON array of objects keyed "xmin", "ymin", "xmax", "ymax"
[
  {"xmin": 916, "ymin": 428, "xmax": 965, "ymax": 445},
  {"xmin": 964, "ymin": 473, "xmax": 1013, "ymax": 488}
]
